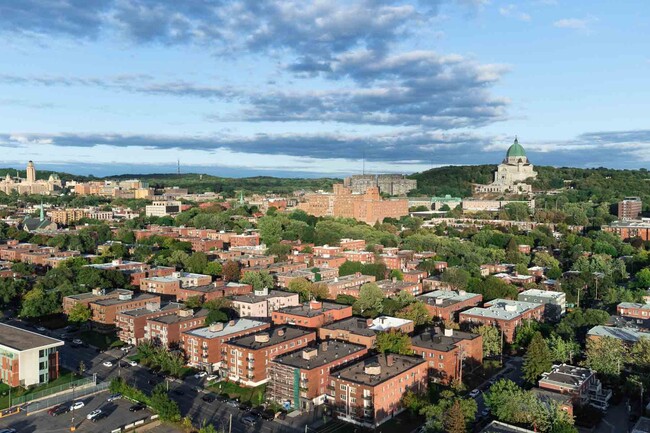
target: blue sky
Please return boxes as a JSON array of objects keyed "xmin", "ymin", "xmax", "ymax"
[{"xmin": 0, "ymin": 0, "xmax": 649, "ymax": 177}]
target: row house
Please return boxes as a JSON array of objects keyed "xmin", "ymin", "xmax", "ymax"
[
  {"xmin": 272, "ymin": 301, "xmax": 353, "ymax": 328},
  {"xmin": 221, "ymin": 327, "xmax": 317, "ymax": 387},
  {"xmin": 339, "ymin": 239, "xmax": 366, "ymax": 251},
  {"xmin": 116, "ymin": 302, "xmax": 184, "ymax": 345},
  {"xmin": 375, "ymin": 279, "xmax": 421, "ymax": 297},
  {"xmin": 232, "ymin": 288, "xmax": 300, "ymax": 318},
  {"xmin": 417, "ymin": 290, "xmax": 483, "ymax": 321},
  {"xmin": 327, "ymin": 354, "xmax": 427, "ymax": 428},
  {"xmin": 410, "ymin": 328, "xmax": 483, "ymax": 384},
  {"xmin": 314, "ymin": 255, "xmax": 347, "ymax": 269},
  {"xmin": 181, "ymin": 319, "xmax": 270, "ymax": 372},
  {"xmin": 341, "ymin": 251, "xmax": 375, "ymax": 264},
  {"xmin": 323, "ymin": 274, "xmax": 376, "ymax": 299},
  {"xmin": 460, "ymin": 299, "xmax": 544, "ymax": 343},
  {"xmin": 177, "ymin": 281, "xmax": 253, "ymax": 303},
  {"xmin": 145, "ymin": 308, "xmax": 208, "ymax": 347},
  {"xmin": 268, "ymin": 341, "xmax": 368, "ymax": 410}
]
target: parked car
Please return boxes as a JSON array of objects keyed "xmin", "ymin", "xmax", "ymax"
[
  {"xmin": 120, "ymin": 345, "xmax": 133, "ymax": 352},
  {"xmin": 69, "ymin": 401, "xmax": 85, "ymax": 411},
  {"xmin": 201, "ymin": 394, "xmax": 216, "ymax": 403},
  {"xmin": 194, "ymin": 371, "xmax": 207, "ymax": 379},
  {"xmin": 48, "ymin": 405, "xmax": 68, "ymax": 416},
  {"xmin": 72, "ymin": 339, "xmax": 83, "ymax": 345},
  {"xmin": 216, "ymin": 393, "xmax": 229, "ymax": 402},
  {"xmin": 469, "ymin": 389, "xmax": 480, "ymax": 398},
  {"xmin": 481, "ymin": 408, "xmax": 490, "ymax": 418},
  {"xmin": 129, "ymin": 403, "xmax": 146, "ymax": 412},
  {"xmin": 241, "ymin": 413, "xmax": 259, "ymax": 426},
  {"xmin": 91, "ymin": 412, "xmax": 108, "ymax": 422},
  {"xmin": 128, "ymin": 360, "xmax": 138, "ymax": 367},
  {"xmin": 226, "ymin": 399, "xmax": 239, "ymax": 408},
  {"xmin": 86, "ymin": 409, "xmax": 102, "ymax": 420},
  {"xmin": 102, "ymin": 360, "xmax": 113, "ymax": 367},
  {"xmin": 172, "ymin": 389, "xmax": 185, "ymax": 396},
  {"xmin": 261, "ymin": 409, "xmax": 275, "ymax": 421},
  {"xmin": 0, "ymin": 428, "xmax": 17, "ymax": 433},
  {"xmin": 107, "ymin": 393, "xmax": 122, "ymax": 402},
  {"xmin": 36, "ymin": 326, "xmax": 46, "ymax": 332},
  {"xmin": 206, "ymin": 374, "xmax": 219, "ymax": 381}
]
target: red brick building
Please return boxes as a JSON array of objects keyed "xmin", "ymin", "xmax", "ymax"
[
  {"xmin": 229, "ymin": 233, "xmax": 260, "ymax": 247},
  {"xmin": 116, "ymin": 302, "xmax": 184, "ymax": 345},
  {"xmin": 145, "ymin": 308, "xmax": 208, "ymax": 347},
  {"xmin": 417, "ymin": 290, "xmax": 483, "ymax": 321},
  {"xmin": 323, "ymin": 274, "xmax": 376, "ymax": 299},
  {"xmin": 459, "ymin": 299, "xmax": 544, "ymax": 343},
  {"xmin": 272, "ymin": 301, "xmax": 353, "ymax": 328}
]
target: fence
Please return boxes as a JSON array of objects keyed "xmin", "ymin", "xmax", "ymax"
[
  {"xmin": 22, "ymin": 381, "xmax": 109, "ymax": 414},
  {"xmin": 10, "ymin": 376, "xmax": 95, "ymax": 407},
  {"xmin": 110, "ymin": 414, "xmax": 159, "ymax": 433}
]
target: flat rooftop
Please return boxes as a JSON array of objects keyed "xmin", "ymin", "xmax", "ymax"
[
  {"xmin": 0, "ymin": 323, "xmax": 64, "ymax": 352},
  {"xmin": 150, "ymin": 308, "xmax": 209, "ymax": 324},
  {"xmin": 417, "ymin": 289, "xmax": 480, "ymax": 307},
  {"xmin": 183, "ymin": 318, "xmax": 268, "ymax": 339},
  {"xmin": 411, "ymin": 328, "xmax": 479, "ymax": 352},
  {"xmin": 276, "ymin": 302, "xmax": 349, "ymax": 318},
  {"xmin": 539, "ymin": 364, "xmax": 593, "ymax": 389},
  {"xmin": 227, "ymin": 326, "xmax": 314, "ymax": 350},
  {"xmin": 587, "ymin": 325, "xmax": 650, "ymax": 342},
  {"xmin": 93, "ymin": 292, "xmax": 159, "ymax": 306},
  {"xmin": 330, "ymin": 354, "xmax": 425, "ymax": 386},
  {"xmin": 66, "ymin": 288, "xmax": 132, "ymax": 301},
  {"xmin": 619, "ymin": 302, "xmax": 650, "ymax": 311},
  {"xmin": 119, "ymin": 302, "xmax": 182, "ymax": 317},
  {"xmin": 461, "ymin": 299, "xmax": 542, "ymax": 321},
  {"xmin": 479, "ymin": 421, "xmax": 535, "ymax": 433},
  {"xmin": 369, "ymin": 316, "xmax": 413, "ymax": 331},
  {"xmin": 375, "ymin": 280, "xmax": 417, "ymax": 292},
  {"xmin": 518, "ymin": 289, "xmax": 566, "ymax": 300},
  {"xmin": 273, "ymin": 340, "xmax": 367, "ymax": 370},
  {"xmin": 232, "ymin": 290, "xmax": 297, "ymax": 303},
  {"xmin": 321, "ymin": 317, "xmax": 376, "ymax": 336}
]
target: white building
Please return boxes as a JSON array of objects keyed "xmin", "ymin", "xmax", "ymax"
[
  {"xmin": 145, "ymin": 200, "xmax": 181, "ymax": 217},
  {"xmin": 474, "ymin": 138, "xmax": 537, "ymax": 195}
]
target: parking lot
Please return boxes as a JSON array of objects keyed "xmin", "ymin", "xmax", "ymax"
[{"xmin": 0, "ymin": 392, "xmax": 156, "ymax": 433}]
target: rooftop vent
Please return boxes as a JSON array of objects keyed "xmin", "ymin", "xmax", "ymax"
[
  {"xmin": 255, "ymin": 333, "xmax": 270, "ymax": 343},
  {"xmin": 209, "ymin": 322, "xmax": 224, "ymax": 332},
  {"xmin": 444, "ymin": 328, "xmax": 453, "ymax": 337},
  {"xmin": 364, "ymin": 362, "xmax": 381, "ymax": 375},
  {"xmin": 178, "ymin": 309, "xmax": 194, "ymax": 317},
  {"xmin": 504, "ymin": 304, "xmax": 517, "ymax": 312},
  {"xmin": 118, "ymin": 292, "xmax": 133, "ymax": 301},
  {"xmin": 302, "ymin": 348, "xmax": 318, "ymax": 360},
  {"xmin": 92, "ymin": 287, "xmax": 105, "ymax": 296},
  {"xmin": 255, "ymin": 288, "xmax": 269, "ymax": 296}
]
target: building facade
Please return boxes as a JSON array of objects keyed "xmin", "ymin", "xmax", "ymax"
[{"xmin": 474, "ymin": 138, "xmax": 537, "ymax": 195}]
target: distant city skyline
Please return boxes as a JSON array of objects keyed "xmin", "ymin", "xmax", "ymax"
[{"xmin": 1, "ymin": 1, "xmax": 649, "ymax": 177}]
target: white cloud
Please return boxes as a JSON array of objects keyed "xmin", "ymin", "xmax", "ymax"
[
  {"xmin": 553, "ymin": 16, "xmax": 596, "ymax": 31},
  {"xmin": 499, "ymin": 5, "xmax": 531, "ymax": 21}
]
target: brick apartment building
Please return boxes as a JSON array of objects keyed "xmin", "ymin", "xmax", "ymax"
[
  {"xmin": 313, "ymin": 255, "xmax": 347, "ymax": 269},
  {"xmin": 536, "ymin": 364, "xmax": 611, "ymax": 412},
  {"xmin": 232, "ymin": 288, "xmax": 300, "ymax": 318},
  {"xmin": 297, "ymin": 184, "xmax": 409, "ymax": 225},
  {"xmin": 140, "ymin": 271, "xmax": 212, "ymax": 297},
  {"xmin": 229, "ymin": 233, "xmax": 260, "ymax": 247},
  {"xmin": 617, "ymin": 302, "xmax": 650, "ymax": 320},
  {"xmin": 459, "ymin": 299, "xmax": 544, "ymax": 343},
  {"xmin": 181, "ymin": 319, "xmax": 270, "ymax": 372},
  {"xmin": 327, "ymin": 354, "xmax": 427, "ymax": 428},
  {"xmin": 340, "ymin": 239, "xmax": 366, "ymax": 251},
  {"xmin": 319, "ymin": 317, "xmax": 379, "ymax": 348},
  {"xmin": 0, "ymin": 323, "xmax": 64, "ymax": 387},
  {"xmin": 125, "ymin": 266, "xmax": 175, "ymax": 286},
  {"xmin": 116, "ymin": 302, "xmax": 184, "ymax": 345},
  {"xmin": 341, "ymin": 251, "xmax": 375, "ymax": 264},
  {"xmin": 221, "ymin": 327, "xmax": 317, "ymax": 387},
  {"xmin": 177, "ymin": 281, "xmax": 253, "ymax": 303},
  {"xmin": 313, "ymin": 246, "xmax": 342, "ymax": 256},
  {"xmin": 145, "ymin": 308, "xmax": 209, "ymax": 347},
  {"xmin": 410, "ymin": 328, "xmax": 483, "ymax": 384},
  {"xmin": 402, "ymin": 270, "xmax": 428, "ymax": 284},
  {"xmin": 63, "ymin": 288, "xmax": 161, "ymax": 325},
  {"xmin": 268, "ymin": 341, "xmax": 368, "ymax": 410},
  {"xmin": 323, "ymin": 274, "xmax": 377, "ymax": 299},
  {"xmin": 375, "ymin": 279, "xmax": 421, "ymax": 297},
  {"xmin": 271, "ymin": 301, "xmax": 353, "ymax": 328},
  {"xmin": 603, "ymin": 220, "xmax": 650, "ymax": 241},
  {"xmin": 417, "ymin": 290, "xmax": 483, "ymax": 321},
  {"xmin": 618, "ymin": 197, "xmax": 642, "ymax": 220}
]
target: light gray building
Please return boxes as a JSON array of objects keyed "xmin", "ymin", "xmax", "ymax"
[
  {"xmin": 518, "ymin": 289, "xmax": 566, "ymax": 321},
  {"xmin": 343, "ymin": 174, "xmax": 416, "ymax": 196}
]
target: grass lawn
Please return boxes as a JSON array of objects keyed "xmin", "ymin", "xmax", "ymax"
[
  {"xmin": 79, "ymin": 330, "xmax": 120, "ymax": 350},
  {"xmin": 209, "ymin": 382, "xmax": 266, "ymax": 405},
  {"xmin": 0, "ymin": 369, "xmax": 79, "ymax": 409}
]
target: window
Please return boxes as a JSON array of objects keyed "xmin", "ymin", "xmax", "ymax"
[{"xmin": 340, "ymin": 384, "xmax": 347, "ymax": 391}]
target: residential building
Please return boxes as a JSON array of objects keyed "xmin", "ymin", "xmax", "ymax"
[
  {"xmin": 327, "ymin": 354, "xmax": 427, "ymax": 428},
  {"xmin": 232, "ymin": 288, "xmax": 300, "ymax": 318},
  {"xmin": 459, "ymin": 299, "xmax": 544, "ymax": 343},
  {"xmin": 339, "ymin": 239, "xmax": 366, "ymax": 251},
  {"xmin": 140, "ymin": 271, "xmax": 212, "ymax": 298},
  {"xmin": 268, "ymin": 341, "xmax": 369, "ymax": 410},
  {"xmin": 587, "ymin": 325, "xmax": 650, "ymax": 344},
  {"xmin": 410, "ymin": 328, "xmax": 482, "ymax": 384},
  {"xmin": 343, "ymin": 174, "xmax": 416, "ymax": 196},
  {"xmin": 229, "ymin": 233, "xmax": 260, "ymax": 247},
  {"xmin": 116, "ymin": 302, "xmax": 184, "ymax": 345},
  {"xmin": 145, "ymin": 200, "xmax": 182, "ymax": 217},
  {"xmin": 375, "ymin": 279, "xmax": 421, "ymax": 297},
  {"xmin": 603, "ymin": 219, "xmax": 650, "ymax": 241},
  {"xmin": 368, "ymin": 316, "xmax": 414, "ymax": 334},
  {"xmin": 181, "ymin": 319, "xmax": 270, "ymax": 372},
  {"xmin": 417, "ymin": 290, "xmax": 483, "ymax": 321},
  {"xmin": 89, "ymin": 291, "xmax": 161, "ymax": 326},
  {"xmin": 319, "ymin": 317, "xmax": 378, "ymax": 348},
  {"xmin": 479, "ymin": 421, "xmax": 535, "ymax": 433},
  {"xmin": 222, "ymin": 327, "xmax": 317, "ymax": 387},
  {"xmin": 537, "ymin": 364, "xmax": 612, "ymax": 411},
  {"xmin": 0, "ymin": 323, "xmax": 64, "ymax": 387},
  {"xmin": 518, "ymin": 289, "xmax": 566, "ymax": 321},
  {"xmin": 322, "ymin": 274, "xmax": 376, "ymax": 299},
  {"xmin": 272, "ymin": 301, "xmax": 353, "ymax": 328},
  {"xmin": 177, "ymin": 281, "xmax": 252, "ymax": 303},
  {"xmin": 145, "ymin": 308, "xmax": 208, "ymax": 347},
  {"xmin": 617, "ymin": 302, "xmax": 650, "ymax": 320},
  {"xmin": 618, "ymin": 197, "xmax": 642, "ymax": 220}
]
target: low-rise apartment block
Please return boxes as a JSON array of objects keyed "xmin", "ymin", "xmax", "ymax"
[
  {"xmin": 319, "ymin": 317, "xmax": 378, "ymax": 348},
  {"xmin": 617, "ymin": 302, "xmax": 650, "ymax": 320},
  {"xmin": 222, "ymin": 327, "xmax": 317, "ymax": 387},
  {"xmin": 268, "ymin": 341, "xmax": 368, "ymax": 410},
  {"xmin": 272, "ymin": 301, "xmax": 353, "ymax": 328},
  {"xmin": 537, "ymin": 364, "xmax": 611, "ymax": 411},
  {"xmin": 116, "ymin": 302, "xmax": 184, "ymax": 345},
  {"xmin": 459, "ymin": 299, "xmax": 544, "ymax": 343},
  {"xmin": 417, "ymin": 290, "xmax": 483, "ymax": 321},
  {"xmin": 327, "ymin": 354, "xmax": 427, "ymax": 428},
  {"xmin": 518, "ymin": 289, "xmax": 566, "ymax": 321},
  {"xmin": 145, "ymin": 200, "xmax": 181, "ymax": 217},
  {"xmin": 0, "ymin": 323, "xmax": 64, "ymax": 387},
  {"xmin": 323, "ymin": 274, "xmax": 376, "ymax": 299},
  {"xmin": 145, "ymin": 308, "xmax": 208, "ymax": 347},
  {"xmin": 140, "ymin": 271, "xmax": 212, "ymax": 297},
  {"xmin": 177, "ymin": 281, "xmax": 253, "ymax": 303},
  {"xmin": 232, "ymin": 288, "xmax": 300, "ymax": 318},
  {"xmin": 181, "ymin": 319, "xmax": 270, "ymax": 372}
]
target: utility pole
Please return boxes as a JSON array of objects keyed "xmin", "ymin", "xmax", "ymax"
[{"xmin": 229, "ymin": 413, "xmax": 232, "ymax": 433}]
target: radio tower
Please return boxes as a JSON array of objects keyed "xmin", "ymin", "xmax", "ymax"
[{"xmin": 177, "ymin": 159, "xmax": 180, "ymax": 175}]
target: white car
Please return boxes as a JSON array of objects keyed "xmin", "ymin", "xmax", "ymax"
[
  {"xmin": 36, "ymin": 326, "xmax": 46, "ymax": 332},
  {"xmin": 128, "ymin": 360, "xmax": 138, "ymax": 367},
  {"xmin": 194, "ymin": 371, "xmax": 207, "ymax": 379},
  {"xmin": 469, "ymin": 389, "xmax": 480, "ymax": 398},
  {"xmin": 102, "ymin": 361, "xmax": 113, "ymax": 367},
  {"xmin": 72, "ymin": 339, "xmax": 83, "ymax": 345},
  {"xmin": 69, "ymin": 401, "xmax": 85, "ymax": 411},
  {"xmin": 86, "ymin": 409, "xmax": 102, "ymax": 420},
  {"xmin": 206, "ymin": 374, "xmax": 219, "ymax": 381}
]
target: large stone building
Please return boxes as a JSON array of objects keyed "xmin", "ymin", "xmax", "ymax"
[
  {"xmin": 474, "ymin": 138, "xmax": 537, "ymax": 195},
  {"xmin": 0, "ymin": 161, "xmax": 62, "ymax": 195},
  {"xmin": 298, "ymin": 184, "xmax": 409, "ymax": 224},
  {"xmin": 343, "ymin": 174, "xmax": 417, "ymax": 196}
]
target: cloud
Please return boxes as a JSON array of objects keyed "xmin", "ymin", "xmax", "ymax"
[
  {"xmin": 553, "ymin": 17, "xmax": 596, "ymax": 31},
  {"xmin": 499, "ymin": 4, "xmax": 531, "ymax": 21}
]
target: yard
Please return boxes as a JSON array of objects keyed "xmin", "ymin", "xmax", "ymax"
[
  {"xmin": 0, "ymin": 368, "xmax": 78, "ymax": 409},
  {"xmin": 79, "ymin": 330, "xmax": 123, "ymax": 350},
  {"xmin": 209, "ymin": 381, "xmax": 266, "ymax": 405}
]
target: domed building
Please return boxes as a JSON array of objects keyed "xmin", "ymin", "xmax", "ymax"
[{"xmin": 474, "ymin": 138, "xmax": 537, "ymax": 194}]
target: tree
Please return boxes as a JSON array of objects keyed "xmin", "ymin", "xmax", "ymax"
[
  {"xmin": 186, "ymin": 252, "xmax": 209, "ymax": 274},
  {"xmin": 396, "ymin": 301, "xmax": 431, "ymax": 326},
  {"xmin": 222, "ymin": 260, "xmax": 240, "ymax": 282},
  {"xmin": 150, "ymin": 383, "xmax": 181, "ymax": 421},
  {"xmin": 475, "ymin": 325, "xmax": 501, "ymax": 357},
  {"xmin": 240, "ymin": 271, "xmax": 274, "ymax": 290},
  {"xmin": 310, "ymin": 282, "xmax": 330, "ymax": 300},
  {"xmin": 547, "ymin": 334, "xmax": 580, "ymax": 363},
  {"xmin": 630, "ymin": 337, "xmax": 650, "ymax": 369},
  {"xmin": 376, "ymin": 331, "xmax": 412, "ymax": 355},
  {"xmin": 390, "ymin": 269, "xmax": 404, "ymax": 281},
  {"xmin": 636, "ymin": 268, "xmax": 650, "ymax": 288},
  {"xmin": 258, "ymin": 216, "xmax": 283, "ymax": 245},
  {"xmin": 420, "ymin": 391, "xmax": 477, "ymax": 433},
  {"xmin": 287, "ymin": 277, "xmax": 312, "ymax": 302},
  {"xmin": 484, "ymin": 379, "xmax": 534, "ymax": 425},
  {"xmin": 354, "ymin": 283, "xmax": 385, "ymax": 313},
  {"xmin": 204, "ymin": 261, "xmax": 223, "ymax": 277},
  {"xmin": 523, "ymin": 332, "xmax": 552, "ymax": 384},
  {"xmin": 444, "ymin": 400, "xmax": 467, "ymax": 433},
  {"xmin": 67, "ymin": 302, "xmax": 92, "ymax": 324},
  {"xmin": 78, "ymin": 360, "xmax": 86, "ymax": 377},
  {"xmin": 584, "ymin": 336, "xmax": 627, "ymax": 376},
  {"xmin": 206, "ymin": 309, "xmax": 229, "ymax": 325},
  {"xmin": 441, "ymin": 268, "xmax": 470, "ymax": 291}
]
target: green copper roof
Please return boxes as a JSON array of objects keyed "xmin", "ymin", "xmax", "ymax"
[{"xmin": 506, "ymin": 137, "xmax": 526, "ymax": 158}]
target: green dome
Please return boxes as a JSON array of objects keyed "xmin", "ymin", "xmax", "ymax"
[{"xmin": 506, "ymin": 137, "xmax": 526, "ymax": 158}]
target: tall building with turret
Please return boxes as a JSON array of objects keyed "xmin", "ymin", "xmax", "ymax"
[
  {"xmin": 0, "ymin": 161, "xmax": 62, "ymax": 195},
  {"xmin": 474, "ymin": 138, "xmax": 537, "ymax": 195}
]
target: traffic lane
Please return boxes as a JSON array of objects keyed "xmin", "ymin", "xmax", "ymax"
[{"xmin": 0, "ymin": 393, "xmax": 154, "ymax": 433}]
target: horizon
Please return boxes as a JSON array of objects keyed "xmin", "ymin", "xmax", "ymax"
[{"xmin": 1, "ymin": 1, "xmax": 649, "ymax": 175}]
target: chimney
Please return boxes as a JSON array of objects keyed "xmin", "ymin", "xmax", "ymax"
[
  {"xmin": 386, "ymin": 354, "xmax": 394, "ymax": 367},
  {"xmin": 229, "ymin": 320, "xmax": 235, "ymax": 327},
  {"xmin": 145, "ymin": 302, "xmax": 159, "ymax": 312},
  {"xmin": 322, "ymin": 341, "xmax": 328, "ymax": 351},
  {"xmin": 444, "ymin": 328, "xmax": 453, "ymax": 337},
  {"xmin": 366, "ymin": 318, "xmax": 373, "ymax": 327},
  {"xmin": 277, "ymin": 328, "xmax": 285, "ymax": 337},
  {"xmin": 309, "ymin": 300, "xmax": 323, "ymax": 310}
]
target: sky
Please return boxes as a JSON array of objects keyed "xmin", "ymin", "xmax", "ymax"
[{"xmin": 0, "ymin": 0, "xmax": 649, "ymax": 178}]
